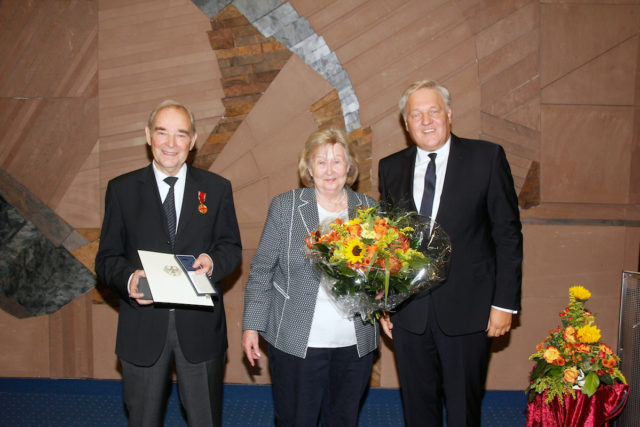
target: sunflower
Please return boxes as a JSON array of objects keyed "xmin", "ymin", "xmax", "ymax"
[{"xmin": 344, "ymin": 239, "xmax": 365, "ymax": 264}]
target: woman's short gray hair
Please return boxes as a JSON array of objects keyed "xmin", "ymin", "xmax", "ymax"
[{"xmin": 298, "ymin": 127, "xmax": 359, "ymax": 187}]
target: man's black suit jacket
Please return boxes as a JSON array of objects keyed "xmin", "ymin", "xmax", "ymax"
[
  {"xmin": 95, "ymin": 164, "xmax": 242, "ymax": 366},
  {"xmin": 378, "ymin": 134, "xmax": 522, "ymax": 336}
]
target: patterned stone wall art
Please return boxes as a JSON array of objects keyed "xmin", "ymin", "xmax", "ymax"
[
  {"xmin": 0, "ymin": 172, "xmax": 96, "ymax": 319},
  {"xmin": 0, "ymin": 195, "xmax": 96, "ymax": 318}
]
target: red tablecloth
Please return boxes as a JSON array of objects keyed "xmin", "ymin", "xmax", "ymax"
[{"xmin": 527, "ymin": 383, "xmax": 629, "ymax": 426}]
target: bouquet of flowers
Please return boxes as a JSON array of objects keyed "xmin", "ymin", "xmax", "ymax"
[
  {"xmin": 526, "ymin": 286, "xmax": 626, "ymax": 404},
  {"xmin": 304, "ymin": 205, "xmax": 451, "ymax": 321}
]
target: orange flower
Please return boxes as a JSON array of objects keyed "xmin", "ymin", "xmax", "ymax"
[
  {"xmin": 388, "ymin": 257, "xmax": 402, "ymax": 274},
  {"xmin": 347, "ymin": 223, "xmax": 362, "ymax": 237},
  {"xmin": 563, "ymin": 367, "xmax": 579, "ymax": 384},
  {"xmin": 362, "ymin": 244, "xmax": 378, "ymax": 265},
  {"xmin": 575, "ymin": 343, "xmax": 591, "ymax": 353},
  {"xmin": 390, "ymin": 233, "xmax": 410, "ymax": 251},
  {"xmin": 563, "ymin": 326, "xmax": 576, "ymax": 344},
  {"xmin": 536, "ymin": 342, "xmax": 544, "ymax": 352},
  {"xmin": 543, "ymin": 346, "xmax": 562, "ymax": 364},
  {"xmin": 599, "ymin": 343, "xmax": 613, "ymax": 355},
  {"xmin": 373, "ymin": 218, "xmax": 388, "ymax": 239},
  {"xmin": 602, "ymin": 358, "xmax": 617, "ymax": 369}
]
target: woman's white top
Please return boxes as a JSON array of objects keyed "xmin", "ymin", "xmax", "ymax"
[{"xmin": 306, "ymin": 204, "xmax": 358, "ymax": 348}]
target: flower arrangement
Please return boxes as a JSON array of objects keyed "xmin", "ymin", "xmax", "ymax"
[
  {"xmin": 526, "ymin": 286, "xmax": 626, "ymax": 404},
  {"xmin": 304, "ymin": 205, "xmax": 450, "ymax": 320}
]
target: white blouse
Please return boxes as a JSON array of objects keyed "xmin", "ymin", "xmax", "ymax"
[{"xmin": 306, "ymin": 204, "xmax": 358, "ymax": 348}]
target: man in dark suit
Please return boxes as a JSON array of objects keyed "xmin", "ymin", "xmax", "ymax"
[
  {"xmin": 95, "ymin": 100, "xmax": 242, "ymax": 427},
  {"xmin": 378, "ymin": 80, "xmax": 523, "ymax": 426}
]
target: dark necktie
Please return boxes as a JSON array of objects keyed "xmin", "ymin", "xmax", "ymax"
[
  {"xmin": 163, "ymin": 176, "xmax": 178, "ymax": 249},
  {"xmin": 419, "ymin": 153, "xmax": 437, "ymax": 218}
]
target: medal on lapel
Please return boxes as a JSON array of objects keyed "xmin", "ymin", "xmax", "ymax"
[{"xmin": 198, "ymin": 191, "xmax": 208, "ymax": 214}]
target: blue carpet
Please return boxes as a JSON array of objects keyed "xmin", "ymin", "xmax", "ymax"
[{"xmin": 0, "ymin": 378, "xmax": 527, "ymax": 426}]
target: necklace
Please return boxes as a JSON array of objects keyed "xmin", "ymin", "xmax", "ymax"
[{"xmin": 316, "ymin": 188, "xmax": 347, "ymax": 210}]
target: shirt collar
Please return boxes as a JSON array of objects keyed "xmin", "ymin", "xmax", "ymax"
[
  {"xmin": 416, "ymin": 136, "xmax": 451, "ymax": 163},
  {"xmin": 151, "ymin": 162, "xmax": 187, "ymax": 185}
]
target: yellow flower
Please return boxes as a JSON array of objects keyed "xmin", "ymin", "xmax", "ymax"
[
  {"xmin": 577, "ymin": 325, "xmax": 601, "ymax": 344},
  {"xmin": 569, "ymin": 286, "xmax": 591, "ymax": 301},
  {"xmin": 344, "ymin": 239, "xmax": 364, "ymax": 264}
]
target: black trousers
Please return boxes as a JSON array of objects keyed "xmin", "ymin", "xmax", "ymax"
[
  {"xmin": 393, "ymin": 296, "xmax": 490, "ymax": 427},
  {"xmin": 120, "ymin": 310, "xmax": 224, "ymax": 427},
  {"xmin": 268, "ymin": 344, "xmax": 373, "ymax": 427}
]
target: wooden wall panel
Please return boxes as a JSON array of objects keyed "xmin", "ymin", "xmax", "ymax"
[{"xmin": 98, "ymin": 0, "xmax": 224, "ymax": 138}]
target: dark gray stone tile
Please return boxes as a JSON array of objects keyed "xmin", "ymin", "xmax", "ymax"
[{"xmin": 0, "ymin": 196, "xmax": 95, "ymax": 318}]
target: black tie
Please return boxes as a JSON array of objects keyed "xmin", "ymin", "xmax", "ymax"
[
  {"xmin": 419, "ymin": 153, "xmax": 437, "ymax": 218},
  {"xmin": 163, "ymin": 176, "xmax": 178, "ymax": 249}
]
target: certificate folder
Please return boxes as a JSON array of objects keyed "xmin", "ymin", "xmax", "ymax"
[{"xmin": 138, "ymin": 250, "xmax": 214, "ymax": 307}]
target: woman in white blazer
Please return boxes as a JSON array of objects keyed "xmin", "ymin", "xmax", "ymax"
[{"xmin": 242, "ymin": 127, "xmax": 379, "ymax": 426}]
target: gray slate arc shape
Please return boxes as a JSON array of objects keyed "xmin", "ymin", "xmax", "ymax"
[{"xmin": 192, "ymin": 0, "xmax": 362, "ymax": 133}]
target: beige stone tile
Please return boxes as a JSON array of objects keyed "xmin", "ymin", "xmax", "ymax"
[
  {"xmin": 318, "ymin": 0, "xmax": 406, "ymax": 51},
  {"xmin": 251, "ymin": 113, "xmax": 316, "ymax": 177},
  {"xmin": 481, "ymin": 113, "xmax": 540, "ymax": 161},
  {"xmin": 541, "ymin": 37, "xmax": 638, "ymax": 106},
  {"xmin": 267, "ymin": 161, "xmax": 305, "ymax": 198},
  {"xmin": 91, "ymin": 304, "xmax": 120, "ymax": 379},
  {"xmin": 482, "ymin": 55, "xmax": 540, "ymax": 117},
  {"xmin": 0, "ymin": 311, "xmax": 50, "ymax": 377},
  {"xmin": 353, "ymin": 23, "xmax": 471, "ymax": 107},
  {"xmin": 476, "ymin": 1, "xmax": 538, "ymax": 58},
  {"xmin": 233, "ymin": 178, "xmax": 272, "ymax": 225},
  {"xmin": 217, "ymin": 152, "xmax": 261, "ymax": 192},
  {"xmin": 244, "ymin": 55, "xmax": 332, "ymax": 140},
  {"xmin": 210, "ymin": 121, "xmax": 259, "ymax": 175},
  {"xmin": 541, "ymin": 105, "xmax": 633, "ymax": 204},
  {"xmin": 540, "ymin": 3, "xmax": 640, "ymax": 87},
  {"xmin": 523, "ymin": 224, "xmax": 627, "ymax": 298},
  {"xmin": 479, "ymin": 29, "xmax": 539, "ymax": 85},
  {"xmin": 343, "ymin": 0, "xmax": 465, "ymax": 86},
  {"xmin": 56, "ymin": 142, "xmax": 101, "ymax": 229},
  {"xmin": 359, "ymin": 39, "xmax": 477, "ymax": 126},
  {"xmin": 5, "ymin": 98, "xmax": 98, "ymax": 209},
  {"xmin": 504, "ymin": 96, "xmax": 540, "ymax": 131},
  {"xmin": 379, "ymin": 336, "xmax": 400, "ymax": 388},
  {"xmin": 464, "ymin": 0, "xmax": 536, "ymax": 35}
]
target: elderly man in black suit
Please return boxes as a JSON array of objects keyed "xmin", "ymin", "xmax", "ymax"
[
  {"xmin": 378, "ymin": 80, "xmax": 523, "ymax": 426},
  {"xmin": 95, "ymin": 100, "xmax": 242, "ymax": 426}
]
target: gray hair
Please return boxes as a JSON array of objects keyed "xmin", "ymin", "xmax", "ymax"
[
  {"xmin": 147, "ymin": 100, "xmax": 196, "ymax": 134},
  {"xmin": 398, "ymin": 80, "xmax": 451, "ymax": 121},
  {"xmin": 298, "ymin": 127, "xmax": 359, "ymax": 187}
]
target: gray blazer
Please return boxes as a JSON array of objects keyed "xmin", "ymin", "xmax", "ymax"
[{"xmin": 242, "ymin": 186, "xmax": 379, "ymax": 358}]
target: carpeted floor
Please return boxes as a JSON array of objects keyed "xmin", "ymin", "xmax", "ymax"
[{"xmin": 0, "ymin": 378, "xmax": 527, "ymax": 426}]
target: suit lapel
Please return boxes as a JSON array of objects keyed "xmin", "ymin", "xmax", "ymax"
[
  {"xmin": 437, "ymin": 134, "xmax": 463, "ymax": 224},
  {"xmin": 176, "ymin": 166, "xmax": 199, "ymax": 240},
  {"xmin": 297, "ymin": 187, "xmax": 318, "ymax": 233},
  {"xmin": 397, "ymin": 146, "xmax": 418, "ymax": 212},
  {"xmin": 139, "ymin": 165, "xmax": 170, "ymax": 241}
]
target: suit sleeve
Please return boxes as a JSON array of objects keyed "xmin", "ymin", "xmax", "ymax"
[
  {"xmin": 242, "ymin": 195, "xmax": 284, "ymax": 332},
  {"xmin": 378, "ymin": 159, "xmax": 389, "ymax": 203},
  {"xmin": 95, "ymin": 181, "xmax": 136, "ymax": 300},
  {"xmin": 487, "ymin": 146, "xmax": 523, "ymax": 311},
  {"xmin": 208, "ymin": 179, "xmax": 242, "ymax": 283}
]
